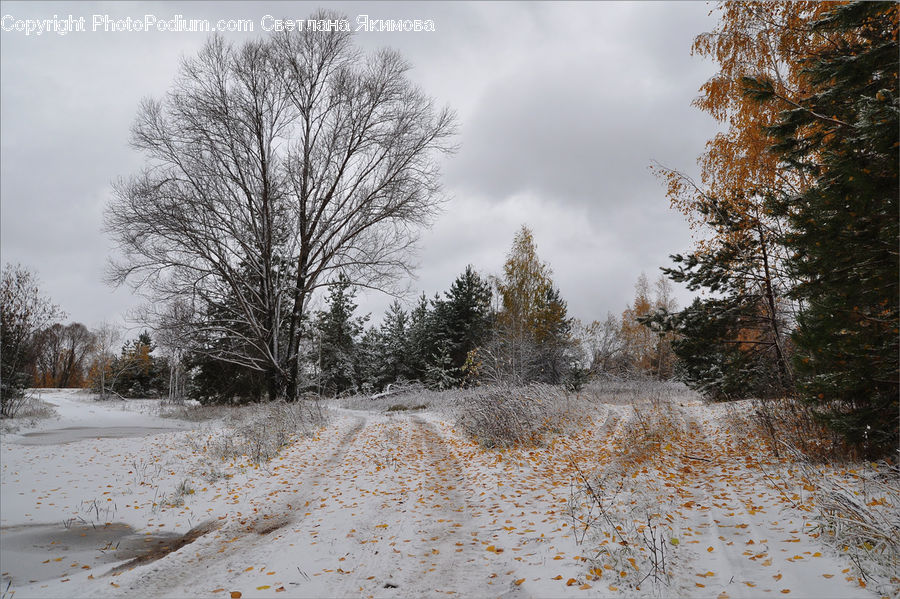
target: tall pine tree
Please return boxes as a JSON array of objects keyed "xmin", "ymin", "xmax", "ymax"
[
  {"xmin": 437, "ymin": 266, "xmax": 493, "ymax": 385},
  {"xmin": 314, "ymin": 276, "xmax": 367, "ymax": 396},
  {"xmin": 657, "ymin": 195, "xmax": 794, "ymax": 400},
  {"xmin": 376, "ymin": 300, "xmax": 412, "ymax": 387},
  {"xmin": 749, "ymin": 1, "xmax": 898, "ymax": 454}
]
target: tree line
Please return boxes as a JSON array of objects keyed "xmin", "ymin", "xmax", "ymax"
[
  {"xmin": 1, "ymin": 223, "xmax": 678, "ymax": 411},
  {"xmin": 649, "ymin": 1, "xmax": 897, "ymax": 457}
]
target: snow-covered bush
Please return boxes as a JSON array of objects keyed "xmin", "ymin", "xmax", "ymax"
[
  {"xmin": 191, "ymin": 399, "xmax": 328, "ymax": 464},
  {"xmin": 0, "ymin": 391, "xmax": 57, "ymax": 432},
  {"xmin": 450, "ymin": 384, "xmax": 588, "ymax": 448}
]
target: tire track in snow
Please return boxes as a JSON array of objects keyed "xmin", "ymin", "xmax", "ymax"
[
  {"xmin": 99, "ymin": 412, "xmax": 368, "ymax": 597},
  {"xmin": 314, "ymin": 413, "xmax": 530, "ymax": 599},
  {"xmin": 664, "ymin": 407, "xmax": 867, "ymax": 598},
  {"xmin": 396, "ymin": 415, "xmax": 485, "ymax": 597},
  {"xmin": 311, "ymin": 413, "xmax": 486, "ymax": 598}
]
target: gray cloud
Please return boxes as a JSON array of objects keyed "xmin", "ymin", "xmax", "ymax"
[{"xmin": 1, "ymin": 1, "xmax": 720, "ymax": 330}]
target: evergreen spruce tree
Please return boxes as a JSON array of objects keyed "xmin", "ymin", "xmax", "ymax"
[
  {"xmin": 355, "ymin": 327, "xmax": 382, "ymax": 395},
  {"xmin": 113, "ymin": 331, "xmax": 165, "ymax": 398},
  {"xmin": 436, "ymin": 266, "xmax": 493, "ymax": 385},
  {"xmin": 747, "ymin": 1, "xmax": 898, "ymax": 454},
  {"xmin": 426, "ymin": 342, "xmax": 457, "ymax": 390},
  {"xmin": 406, "ymin": 293, "xmax": 435, "ymax": 382},
  {"xmin": 315, "ymin": 276, "xmax": 367, "ymax": 396},
  {"xmin": 187, "ymin": 291, "xmax": 270, "ymax": 402},
  {"xmin": 376, "ymin": 300, "xmax": 411, "ymax": 387},
  {"xmin": 652, "ymin": 296, "xmax": 786, "ymax": 401},
  {"xmin": 657, "ymin": 195, "xmax": 794, "ymax": 400}
]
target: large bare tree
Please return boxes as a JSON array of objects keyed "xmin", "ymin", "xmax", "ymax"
[{"xmin": 106, "ymin": 14, "xmax": 455, "ymax": 400}]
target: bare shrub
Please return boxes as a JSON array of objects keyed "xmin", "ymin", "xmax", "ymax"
[
  {"xmin": 0, "ymin": 391, "xmax": 57, "ymax": 432},
  {"xmin": 202, "ymin": 399, "xmax": 329, "ymax": 464},
  {"xmin": 0, "ymin": 393, "xmax": 30, "ymax": 420},
  {"xmin": 450, "ymin": 384, "xmax": 588, "ymax": 448},
  {"xmin": 156, "ymin": 401, "xmax": 230, "ymax": 422}
]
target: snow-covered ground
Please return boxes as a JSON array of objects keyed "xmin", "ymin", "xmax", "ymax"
[
  {"xmin": 0, "ymin": 389, "xmax": 889, "ymax": 598},
  {"xmin": 3, "ymin": 389, "xmax": 191, "ymax": 445}
]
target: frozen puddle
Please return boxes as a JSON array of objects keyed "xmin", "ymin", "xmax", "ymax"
[
  {"xmin": 16, "ymin": 425, "xmax": 184, "ymax": 445},
  {"xmin": 0, "ymin": 521, "xmax": 219, "ymax": 585}
]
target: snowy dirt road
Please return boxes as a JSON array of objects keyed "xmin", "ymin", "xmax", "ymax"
[
  {"xmin": 0, "ymin": 391, "xmax": 883, "ymax": 599},
  {"xmin": 98, "ymin": 411, "xmax": 564, "ymax": 599}
]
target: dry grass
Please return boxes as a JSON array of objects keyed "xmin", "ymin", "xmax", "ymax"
[
  {"xmin": 579, "ymin": 376, "xmax": 695, "ymax": 407},
  {"xmin": 816, "ymin": 469, "xmax": 900, "ymax": 586},
  {"xmin": 791, "ymin": 450, "xmax": 900, "ymax": 596},
  {"xmin": 156, "ymin": 401, "xmax": 231, "ymax": 422},
  {"xmin": 750, "ymin": 396, "xmax": 855, "ymax": 461},
  {"xmin": 568, "ymin": 463, "xmax": 678, "ymax": 593},
  {"xmin": 331, "ymin": 383, "xmax": 448, "ymax": 412}
]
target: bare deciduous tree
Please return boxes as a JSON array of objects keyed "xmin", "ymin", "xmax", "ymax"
[
  {"xmin": 145, "ymin": 300, "xmax": 194, "ymax": 403},
  {"xmin": 273, "ymin": 24, "xmax": 456, "ymax": 398},
  {"xmin": 106, "ymin": 12, "xmax": 456, "ymax": 400},
  {"xmin": 90, "ymin": 321, "xmax": 121, "ymax": 399},
  {"xmin": 1, "ymin": 264, "xmax": 64, "ymax": 413},
  {"xmin": 31, "ymin": 322, "xmax": 96, "ymax": 387}
]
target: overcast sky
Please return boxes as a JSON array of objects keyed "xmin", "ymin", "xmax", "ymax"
[{"xmin": 0, "ymin": 1, "xmax": 720, "ymax": 334}]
